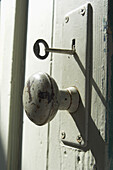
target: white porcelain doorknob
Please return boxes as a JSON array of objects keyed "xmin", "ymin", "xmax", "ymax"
[{"xmin": 23, "ymin": 72, "xmax": 80, "ymax": 126}]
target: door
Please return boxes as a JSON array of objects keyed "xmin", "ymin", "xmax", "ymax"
[{"xmin": 4, "ymin": 0, "xmax": 113, "ymax": 170}]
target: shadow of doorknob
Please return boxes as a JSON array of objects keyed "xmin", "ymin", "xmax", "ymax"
[{"xmin": 23, "ymin": 72, "xmax": 80, "ymax": 126}]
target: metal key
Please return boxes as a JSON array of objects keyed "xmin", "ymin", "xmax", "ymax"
[{"xmin": 33, "ymin": 39, "xmax": 76, "ymax": 60}]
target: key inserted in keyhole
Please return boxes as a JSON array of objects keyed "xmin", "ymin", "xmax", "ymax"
[{"xmin": 33, "ymin": 39, "xmax": 76, "ymax": 60}]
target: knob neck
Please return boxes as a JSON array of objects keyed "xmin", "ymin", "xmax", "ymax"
[{"xmin": 59, "ymin": 87, "xmax": 79, "ymax": 113}]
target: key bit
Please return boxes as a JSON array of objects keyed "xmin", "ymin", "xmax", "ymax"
[{"xmin": 33, "ymin": 39, "xmax": 76, "ymax": 60}]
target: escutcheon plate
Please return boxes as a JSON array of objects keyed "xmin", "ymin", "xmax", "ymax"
[{"xmin": 60, "ymin": 3, "xmax": 93, "ymax": 148}]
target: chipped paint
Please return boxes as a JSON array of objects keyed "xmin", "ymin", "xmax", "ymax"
[{"xmin": 27, "ymin": 80, "xmax": 34, "ymax": 103}]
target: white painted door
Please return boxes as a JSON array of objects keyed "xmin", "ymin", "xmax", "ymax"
[
  {"xmin": 21, "ymin": 0, "xmax": 53, "ymax": 170},
  {"xmin": 1, "ymin": 0, "xmax": 113, "ymax": 170},
  {"xmin": 21, "ymin": 0, "xmax": 111, "ymax": 170}
]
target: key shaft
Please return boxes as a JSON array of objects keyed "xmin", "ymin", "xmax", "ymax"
[{"xmin": 46, "ymin": 48, "xmax": 76, "ymax": 55}]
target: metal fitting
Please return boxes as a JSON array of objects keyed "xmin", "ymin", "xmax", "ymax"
[
  {"xmin": 61, "ymin": 132, "xmax": 66, "ymax": 139},
  {"xmin": 80, "ymin": 8, "xmax": 86, "ymax": 16},
  {"xmin": 65, "ymin": 16, "xmax": 69, "ymax": 23},
  {"xmin": 76, "ymin": 135, "xmax": 82, "ymax": 144}
]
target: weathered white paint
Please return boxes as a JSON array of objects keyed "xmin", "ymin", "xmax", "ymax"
[
  {"xmin": 48, "ymin": 0, "xmax": 108, "ymax": 170},
  {"xmin": 21, "ymin": 0, "xmax": 53, "ymax": 170},
  {"xmin": 22, "ymin": 0, "xmax": 109, "ymax": 169},
  {"xmin": 0, "ymin": 0, "xmax": 16, "ymax": 169},
  {"xmin": 0, "ymin": 0, "xmax": 110, "ymax": 169},
  {"xmin": 7, "ymin": 0, "xmax": 29, "ymax": 169}
]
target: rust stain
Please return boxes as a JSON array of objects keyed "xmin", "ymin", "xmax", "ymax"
[
  {"xmin": 37, "ymin": 104, "xmax": 40, "ymax": 109},
  {"xmin": 38, "ymin": 90, "xmax": 53, "ymax": 104},
  {"xmin": 31, "ymin": 102, "xmax": 40, "ymax": 110}
]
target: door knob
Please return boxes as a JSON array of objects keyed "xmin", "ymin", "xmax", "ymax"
[{"xmin": 23, "ymin": 72, "xmax": 80, "ymax": 126}]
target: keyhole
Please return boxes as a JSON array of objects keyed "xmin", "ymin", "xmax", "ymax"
[
  {"xmin": 39, "ymin": 43, "xmax": 46, "ymax": 56},
  {"xmin": 72, "ymin": 39, "xmax": 75, "ymax": 50}
]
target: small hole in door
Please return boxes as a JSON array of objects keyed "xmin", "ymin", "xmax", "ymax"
[{"xmin": 77, "ymin": 156, "xmax": 81, "ymax": 163}]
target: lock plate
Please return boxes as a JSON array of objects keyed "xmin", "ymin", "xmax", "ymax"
[{"xmin": 60, "ymin": 3, "xmax": 93, "ymax": 148}]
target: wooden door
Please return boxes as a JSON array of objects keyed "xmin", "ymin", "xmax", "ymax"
[
  {"xmin": 21, "ymin": 0, "xmax": 113, "ymax": 169},
  {"xmin": 1, "ymin": 0, "xmax": 113, "ymax": 170}
]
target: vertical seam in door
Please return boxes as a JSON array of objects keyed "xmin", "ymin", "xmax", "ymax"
[
  {"xmin": 50, "ymin": 0, "xmax": 55, "ymax": 64},
  {"xmin": 46, "ymin": 0, "xmax": 55, "ymax": 170}
]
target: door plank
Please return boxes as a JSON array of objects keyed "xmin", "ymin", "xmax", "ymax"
[
  {"xmin": 21, "ymin": 0, "xmax": 53, "ymax": 170},
  {"xmin": 48, "ymin": 0, "xmax": 108, "ymax": 170}
]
